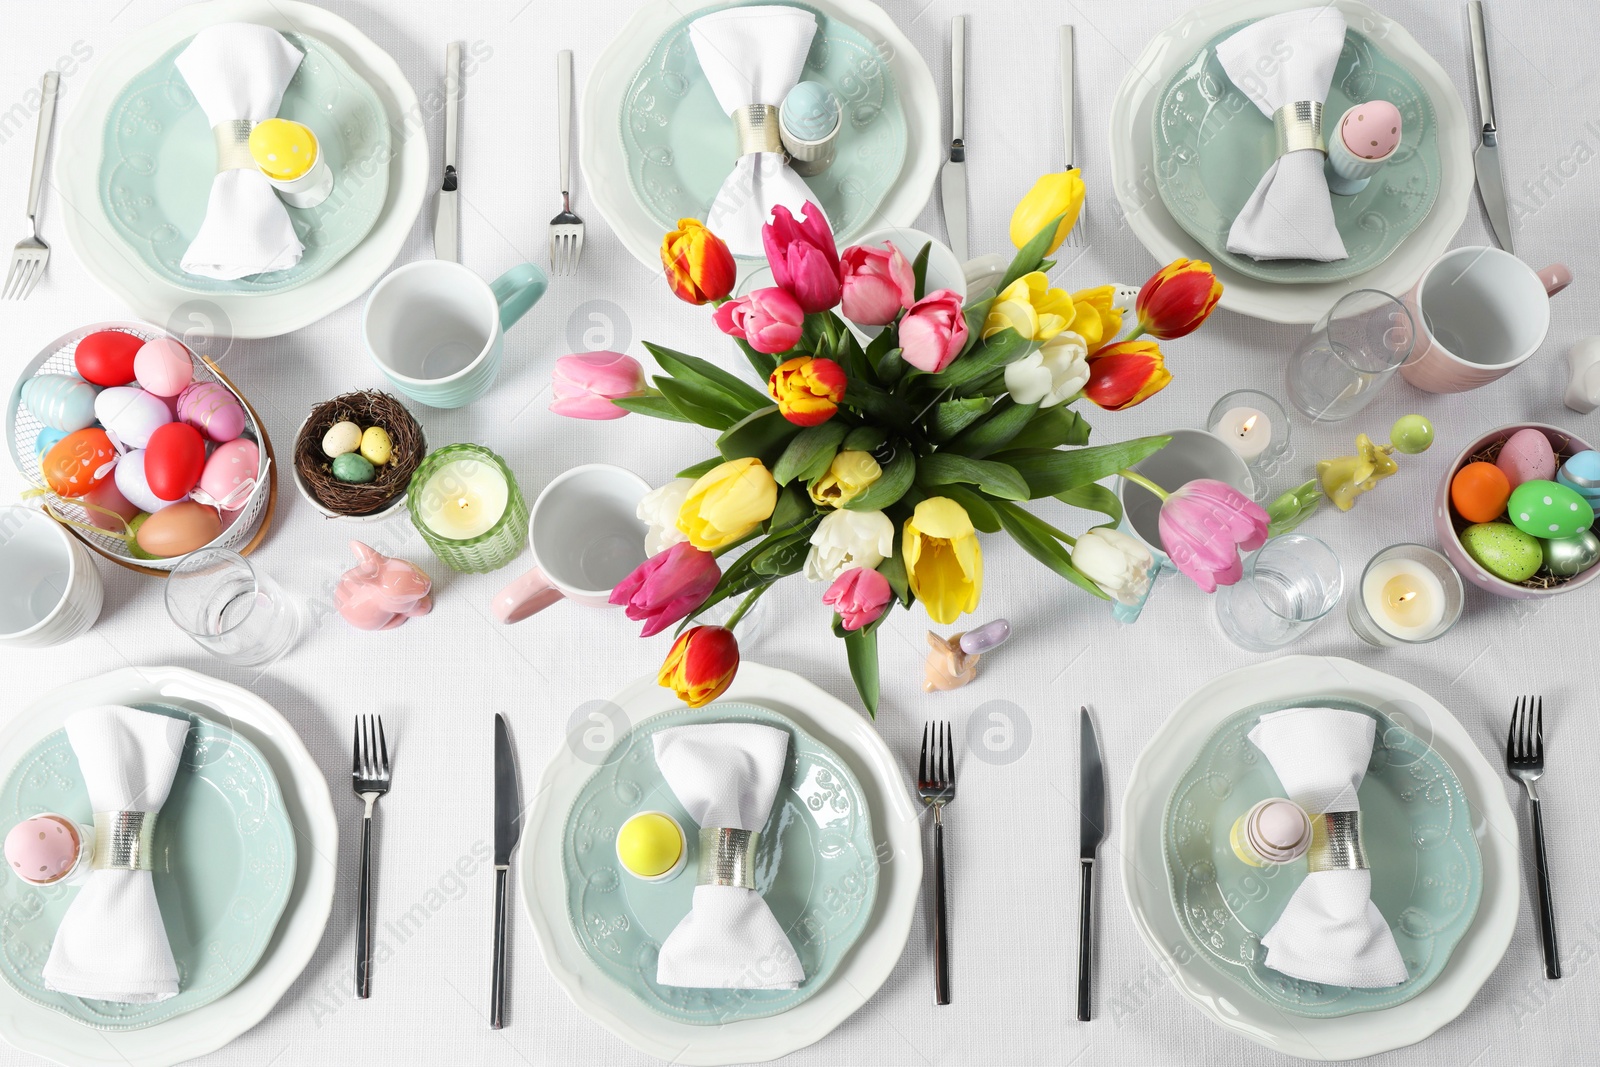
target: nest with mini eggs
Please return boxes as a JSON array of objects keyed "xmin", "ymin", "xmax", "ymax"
[
  {"xmin": 1459, "ymin": 436, "xmax": 1580, "ymax": 590},
  {"xmin": 294, "ymin": 391, "xmax": 423, "ymax": 516}
]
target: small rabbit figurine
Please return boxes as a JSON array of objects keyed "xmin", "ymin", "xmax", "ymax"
[{"xmin": 335, "ymin": 541, "xmax": 433, "ymax": 631}]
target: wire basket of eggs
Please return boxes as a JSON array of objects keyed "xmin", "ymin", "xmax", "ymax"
[
  {"xmin": 5, "ymin": 321, "xmax": 277, "ymax": 576},
  {"xmin": 292, "ymin": 391, "xmax": 425, "ymax": 521}
]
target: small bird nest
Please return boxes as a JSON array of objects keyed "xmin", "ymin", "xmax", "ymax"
[{"xmin": 294, "ymin": 391, "xmax": 424, "ymax": 516}]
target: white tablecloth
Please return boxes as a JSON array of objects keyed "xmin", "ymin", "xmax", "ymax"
[{"xmin": 2, "ymin": 1, "xmax": 1596, "ymax": 1064}]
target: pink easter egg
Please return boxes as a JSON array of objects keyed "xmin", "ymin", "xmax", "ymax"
[
  {"xmin": 197, "ymin": 438, "xmax": 260, "ymax": 511},
  {"xmin": 175, "ymin": 381, "xmax": 246, "ymax": 443},
  {"xmin": 5, "ymin": 814, "xmax": 81, "ymax": 885},
  {"xmin": 1496, "ymin": 427, "xmax": 1558, "ymax": 489},
  {"xmin": 81, "ymin": 477, "xmax": 143, "ymax": 532},
  {"xmin": 1340, "ymin": 100, "xmax": 1402, "ymax": 160},
  {"xmin": 133, "ymin": 337, "xmax": 195, "ymax": 397}
]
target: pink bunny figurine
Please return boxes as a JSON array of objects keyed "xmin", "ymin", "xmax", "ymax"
[{"xmin": 335, "ymin": 541, "xmax": 434, "ymax": 631}]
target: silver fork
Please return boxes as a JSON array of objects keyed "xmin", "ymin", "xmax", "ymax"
[
  {"xmin": 1059, "ymin": 26, "xmax": 1086, "ymax": 250},
  {"xmin": 5, "ymin": 72, "xmax": 60, "ymax": 301},
  {"xmin": 1506, "ymin": 696, "xmax": 1560, "ymax": 979},
  {"xmin": 352, "ymin": 714, "xmax": 391, "ymax": 998},
  {"xmin": 916, "ymin": 721, "xmax": 956, "ymax": 1005},
  {"xmin": 549, "ymin": 50, "xmax": 584, "ymax": 276}
]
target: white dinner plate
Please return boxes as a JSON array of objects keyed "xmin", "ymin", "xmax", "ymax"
[
  {"xmin": 54, "ymin": 0, "xmax": 428, "ymax": 340},
  {"xmin": 521, "ymin": 662, "xmax": 922, "ymax": 1065},
  {"xmin": 1121, "ymin": 656, "xmax": 1518, "ymax": 1060},
  {"xmin": 0, "ymin": 667, "xmax": 338, "ymax": 1067},
  {"xmin": 1108, "ymin": 0, "xmax": 1472, "ymax": 324}
]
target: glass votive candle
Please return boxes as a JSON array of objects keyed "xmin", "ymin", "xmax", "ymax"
[
  {"xmin": 407, "ymin": 444, "xmax": 528, "ymax": 573},
  {"xmin": 1348, "ymin": 543, "xmax": 1465, "ymax": 647},
  {"xmin": 1208, "ymin": 390, "xmax": 1290, "ymax": 500}
]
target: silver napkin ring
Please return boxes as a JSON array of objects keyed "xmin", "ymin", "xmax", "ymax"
[
  {"xmin": 697, "ymin": 827, "xmax": 759, "ymax": 890},
  {"xmin": 1273, "ymin": 100, "xmax": 1327, "ymax": 157},
  {"xmin": 91, "ymin": 811, "xmax": 157, "ymax": 872},
  {"xmin": 730, "ymin": 105, "xmax": 783, "ymax": 157},
  {"xmin": 213, "ymin": 119, "xmax": 259, "ymax": 173},
  {"xmin": 1307, "ymin": 810, "xmax": 1367, "ymax": 873}
]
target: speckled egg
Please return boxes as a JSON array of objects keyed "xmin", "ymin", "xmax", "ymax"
[
  {"xmin": 1461, "ymin": 522, "xmax": 1544, "ymax": 583},
  {"xmin": 132, "ymin": 337, "xmax": 194, "ymax": 397},
  {"xmin": 113, "ymin": 449, "xmax": 173, "ymax": 514},
  {"xmin": 94, "ymin": 385, "xmax": 172, "ymax": 450},
  {"xmin": 1508, "ymin": 479, "xmax": 1594, "ymax": 539},
  {"xmin": 1496, "ymin": 429, "xmax": 1558, "ymax": 489},
  {"xmin": 1540, "ymin": 531, "xmax": 1600, "ymax": 577},
  {"xmin": 1339, "ymin": 99, "xmax": 1402, "ymax": 160},
  {"xmin": 359, "ymin": 426, "xmax": 392, "ymax": 466},
  {"xmin": 197, "ymin": 439, "xmax": 260, "ymax": 511},
  {"xmin": 136, "ymin": 501, "xmax": 223, "ymax": 558},
  {"xmin": 5, "ymin": 814, "xmax": 81, "ymax": 885},
  {"xmin": 1557, "ymin": 450, "xmax": 1600, "ymax": 505},
  {"xmin": 41, "ymin": 428, "xmax": 118, "ymax": 498},
  {"xmin": 1450, "ymin": 461, "xmax": 1512, "ymax": 524},
  {"xmin": 72, "ymin": 330, "xmax": 142, "ymax": 387},
  {"xmin": 331, "ymin": 452, "xmax": 376, "ymax": 484},
  {"xmin": 21, "ymin": 375, "xmax": 99, "ymax": 433},
  {"xmin": 175, "ymin": 381, "xmax": 246, "ymax": 443},
  {"xmin": 321, "ymin": 421, "xmax": 362, "ymax": 458}
]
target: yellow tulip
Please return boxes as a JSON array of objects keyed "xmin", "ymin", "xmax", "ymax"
[
  {"xmin": 1009, "ymin": 169, "xmax": 1086, "ymax": 256},
  {"xmin": 677, "ymin": 457, "xmax": 778, "ymax": 549},
  {"xmin": 809, "ymin": 450, "xmax": 881, "ymax": 508},
  {"xmin": 903, "ymin": 497, "xmax": 983, "ymax": 625},
  {"xmin": 982, "ymin": 272, "xmax": 1074, "ymax": 342},
  {"xmin": 1066, "ymin": 286, "xmax": 1124, "ymax": 352}
]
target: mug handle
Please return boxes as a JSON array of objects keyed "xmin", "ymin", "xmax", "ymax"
[
  {"xmin": 489, "ymin": 264, "xmax": 549, "ymax": 332},
  {"xmin": 1539, "ymin": 264, "xmax": 1572, "ymax": 298},
  {"xmin": 493, "ymin": 566, "xmax": 566, "ymax": 623}
]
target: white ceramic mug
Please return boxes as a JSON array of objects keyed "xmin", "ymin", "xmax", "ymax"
[
  {"xmin": 493, "ymin": 465, "xmax": 650, "ymax": 623},
  {"xmin": 0, "ymin": 506, "xmax": 103, "ymax": 647}
]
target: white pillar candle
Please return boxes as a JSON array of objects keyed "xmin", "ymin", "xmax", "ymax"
[
  {"xmin": 1362, "ymin": 559, "xmax": 1447, "ymax": 640},
  {"xmin": 1215, "ymin": 406, "xmax": 1272, "ymax": 463},
  {"xmin": 416, "ymin": 459, "xmax": 509, "ymax": 540}
]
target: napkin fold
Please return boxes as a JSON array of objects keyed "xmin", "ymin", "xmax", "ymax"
[
  {"xmin": 175, "ymin": 23, "xmax": 306, "ymax": 279},
  {"xmin": 1216, "ymin": 8, "xmax": 1349, "ymax": 262},
  {"xmin": 42, "ymin": 705, "xmax": 189, "ymax": 1003},
  {"xmin": 690, "ymin": 6, "xmax": 828, "ymax": 257},
  {"xmin": 1248, "ymin": 707, "xmax": 1408, "ymax": 988},
  {"xmin": 652, "ymin": 722, "xmax": 805, "ymax": 989}
]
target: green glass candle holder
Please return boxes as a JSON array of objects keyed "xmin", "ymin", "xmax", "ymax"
[{"xmin": 407, "ymin": 444, "xmax": 528, "ymax": 573}]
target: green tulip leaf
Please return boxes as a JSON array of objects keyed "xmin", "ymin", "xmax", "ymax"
[
  {"xmin": 610, "ymin": 394, "xmax": 693, "ymax": 424},
  {"xmin": 772, "ymin": 422, "xmax": 849, "ymax": 486},
  {"xmin": 929, "ymin": 397, "xmax": 992, "ymax": 441},
  {"xmin": 656, "ymin": 376, "xmax": 745, "ymax": 429},
  {"xmin": 1006, "ymin": 406, "xmax": 1092, "ymax": 451},
  {"xmin": 645, "ymin": 343, "xmax": 770, "ymax": 412},
  {"xmin": 999, "ymin": 211, "xmax": 1067, "ymax": 293},
  {"xmin": 947, "ymin": 398, "xmax": 1040, "ymax": 458},
  {"xmin": 877, "ymin": 548, "xmax": 912, "ymax": 607},
  {"xmin": 915, "ymin": 453, "xmax": 1029, "ymax": 501},
  {"xmin": 676, "ymin": 456, "xmax": 723, "ymax": 480},
  {"xmin": 716, "ymin": 406, "xmax": 802, "ymax": 465},
  {"xmin": 911, "ymin": 241, "xmax": 932, "ymax": 302},
  {"xmin": 842, "ymin": 425, "xmax": 889, "ymax": 453},
  {"xmin": 842, "ymin": 624, "xmax": 880, "ymax": 717},
  {"xmin": 928, "ymin": 327, "xmax": 1036, "ymax": 390},
  {"xmin": 749, "ymin": 515, "xmax": 822, "ymax": 577},
  {"xmin": 875, "ymin": 347, "xmax": 908, "ymax": 385},
  {"xmin": 1055, "ymin": 483, "xmax": 1123, "ymax": 528},
  {"xmin": 996, "ymin": 436, "xmax": 1172, "ymax": 497},
  {"xmin": 732, "ymin": 337, "xmax": 780, "ymax": 381},
  {"xmin": 991, "ymin": 500, "xmax": 1110, "ymax": 600},
  {"xmin": 844, "ymin": 448, "xmax": 916, "ymax": 511},
  {"xmin": 767, "ymin": 483, "xmax": 814, "ymax": 535},
  {"xmin": 938, "ymin": 484, "xmax": 1002, "ymax": 533}
]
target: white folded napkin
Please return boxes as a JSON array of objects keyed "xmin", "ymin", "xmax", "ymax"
[
  {"xmin": 1248, "ymin": 707, "xmax": 1408, "ymax": 988},
  {"xmin": 175, "ymin": 23, "xmax": 305, "ymax": 279},
  {"xmin": 690, "ymin": 6, "xmax": 828, "ymax": 257},
  {"xmin": 43, "ymin": 705, "xmax": 189, "ymax": 1002},
  {"xmin": 1216, "ymin": 8, "xmax": 1349, "ymax": 262},
  {"xmin": 652, "ymin": 722, "xmax": 805, "ymax": 989}
]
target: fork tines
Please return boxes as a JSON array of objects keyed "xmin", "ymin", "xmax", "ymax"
[
  {"xmin": 1507, "ymin": 695, "xmax": 1544, "ymax": 764},
  {"xmin": 918, "ymin": 721, "xmax": 956, "ymax": 795},
  {"xmin": 352, "ymin": 713, "xmax": 391, "ymax": 790}
]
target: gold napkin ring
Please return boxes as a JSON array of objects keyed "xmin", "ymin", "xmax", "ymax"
[
  {"xmin": 697, "ymin": 827, "xmax": 759, "ymax": 889},
  {"xmin": 1307, "ymin": 810, "xmax": 1367, "ymax": 873},
  {"xmin": 91, "ymin": 811, "xmax": 157, "ymax": 872},
  {"xmin": 1273, "ymin": 100, "xmax": 1327, "ymax": 157},
  {"xmin": 213, "ymin": 119, "xmax": 260, "ymax": 173},
  {"xmin": 730, "ymin": 105, "xmax": 783, "ymax": 157}
]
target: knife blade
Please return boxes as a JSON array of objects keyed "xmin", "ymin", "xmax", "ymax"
[
  {"xmin": 1468, "ymin": 2, "xmax": 1514, "ymax": 253},
  {"xmin": 490, "ymin": 712, "xmax": 519, "ymax": 1029},
  {"xmin": 940, "ymin": 16, "xmax": 968, "ymax": 264},
  {"xmin": 434, "ymin": 42, "xmax": 462, "ymax": 262},
  {"xmin": 1077, "ymin": 705, "xmax": 1103, "ymax": 1022}
]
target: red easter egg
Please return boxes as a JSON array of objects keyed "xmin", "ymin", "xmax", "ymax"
[
  {"xmin": 143, "ymin": 422, "xmax": 206, "ymax": 502},
  {"xmin": 73, "ymin": 330, "xmax": 144, "ymax": 388},
  {"xmin": 41, "ymin": 428, "xmax": 118, "ymax": 498}
]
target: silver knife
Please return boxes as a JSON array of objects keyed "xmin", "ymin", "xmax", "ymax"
[
  {"xmin": 490, "ymin": 713, "xmax": 520, "ymax": 1029},
  {"xmin": 940, "ymin": 16, "xmax": 968, "ymax": 264},
  {"xmin": 434, "ymin": 42, "xmax": 462, "ymax": 261},
  {"xmin": 1077, "ymin": 705, "xmax": 1104, "ymax": 1022},
  {"xmin": 1468, "ymin": 2, "xmax": 1513, "ymax": 254}
]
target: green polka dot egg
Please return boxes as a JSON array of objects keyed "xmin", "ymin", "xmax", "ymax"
[{"xmin": 1508, "ymin": 479, "xmax": 1594, "ymax": 539}]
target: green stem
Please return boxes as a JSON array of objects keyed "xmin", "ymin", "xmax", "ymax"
[
  {"xmin": 1118, "ymin": 468, "xmax": 1170, "ymax": 501},
  {"xmin": 722, "ymin": 584, "xmax": 767, "ymax": 630},
  {"xmin": 710, "ymin": 529, "xmax": 762, "ymax": 559},
  {"xmin": 1123, "ymin": 323, "xmax": 1146, "ymax": 343}
]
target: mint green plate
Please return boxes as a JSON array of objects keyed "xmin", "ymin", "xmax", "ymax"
[
  {"xmin": 0, "ymin": 703, "xmax": 295, "ymax": 1030},
  {"xmin": 99, "ymin": 32, "xmax": 390, "ymax": 295},
  {"xmin": 621, "ymin": 2, "xmax": 906, "ymax": 256},
  {"xmin": 564, "ymin": 702, "xmax": 878, "ymax": 1024},
  {"xmin": 1153, "ymin": 24, "xmax": 1440, "ymax": 283},
  {"xmin": 1162, "ymin": 698, "xmax": 1481, "ymax": 1017}
]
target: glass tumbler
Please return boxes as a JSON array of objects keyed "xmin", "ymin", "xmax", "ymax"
[
  {"xmin": 165, "ymin": 549, "xmax": 302, "ymax": 666},
  {"xmin": 1215, "ymin": 534, "xmax": 1344, "ymax": 652},
  {"xmin": 1285, "ymin": 290, "xmax": 1414, "ymax": 422}
]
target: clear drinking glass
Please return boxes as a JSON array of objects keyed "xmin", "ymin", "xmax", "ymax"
[
  {"xmin": 1215, "ymin": 534, "xmax": 1344, "ymax": 652},
  {"xmin": 165, "ymin": 549, "xmax": 301, "ymax": 666},
  {"xmin": 1285, "ymin": 290, "xmax": 1414, "ymax": 422}
]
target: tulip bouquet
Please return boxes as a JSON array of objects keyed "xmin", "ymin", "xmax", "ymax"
[{"xmin": 558, "ymin": 172, "xmax": 1222, "ymax": 715}]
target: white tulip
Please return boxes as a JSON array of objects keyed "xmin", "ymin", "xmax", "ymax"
[
  {"xmin": 805, "ymin": 509, "xmax": 895, "ymax": 583},
  {"xmin": 1004, "ymin": 330, "xmax": 1090, "ymax": 409},
  {"xmin": 1072, "ymin": 526, "xmax": 1154, "ymax": 606},
  {"xmin": 638, "ymin": 478, "xmax": 694, "ymax": 557}
]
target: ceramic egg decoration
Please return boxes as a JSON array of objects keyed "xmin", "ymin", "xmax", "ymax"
[
  {"xmin": 1495, "ymin": 429, "xmax": 1557, "ymax": 489},
  {"xmin": 1460, "ymin": 522, "xmax": 1543, "ymax": 583},
  {"xmin": 94, "ymin": 385, "xmax": 172, "ymax": 450},
  {"xmin": 175, "ymin": 381, "xmax": 246, "ymax": 443},
  {"xmin": 332, "ymin": 452, "xmax": 376, "ymax": 484},
  {"xmin": 113, "ymin": 450, "xmax": 169, "ymax": 514},
  {"xmin": 615, "ymin": 811, "xmax": 686, "ymax": 881},
  {"xmin": 321, "ymin": 421, "xmax": 362, "ymax": 458},
  {"xmin": 1540, "ymin": 531, "xmax": 1600, "ymax": 577},
  {"xmin": 5, "ymin": 814, "xmax": 83, "ymax": 885},
  {"xmin": 197, "ymin": 438, "xmax": 260, "ymax": 511},
  {"xmin": 143, "ymin": 423, "xmax": 207, "ymax": 502},
  {"xmin": 72, "ymin": 330, "xmax": 142, "ymax": 387},
  {"xmin": 32, "ymin": 426, "xmax": 68, "ymax": 459},
  {"xmin": 1508, "ymin": 479, "xmax": 1594, "ymax": 539},
  {"xmin": 133, "ymin": 337, "xmax": 194, "ymax": 397},
  {"xmin": 80, "ymin": 477, "xmax": 143, "ymax": 533},
  {"xmin": 359, "ymin": 426, "xmax": 392, "ymax": 466},
  {"xmin": 21, "ymin": 375, "xmax": 99, "ymax": 433},
  {"xmin": 136, "ymin": 501, "xmax": 222, "ymax": 558},
  {"xmin": 1557, "ymin": 450, "xmax": 1600, "ymax": 505},
  {"xmin": 1450, "ymin": 461, "xmax": 1512, "ymax": 524},
  {"xmin": 41, "ymin": 428, "xmax": 118, "ymax": 498}
]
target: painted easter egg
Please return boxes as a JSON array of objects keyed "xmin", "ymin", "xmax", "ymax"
[
  {"xmin": 113, "ymin": 450, "xmax": 170, "ymax": 514},
  {"xmin": 94, "ymin": 385, "xmax": 172, "ymax": 450},
  {"xmin": 1508, "ymin": 479, "xmax": 1594, "ymax": 539},
  {"xmin": 1450, "ymin": 461, "xmax": 1511, "ymax": 524},
  {"xmin": 143, "ymin": 423, "xmax": 207, "ymax": 502},
  {"xmin": 359, "ymin": 426, "xmax": 392, "ymax": 466},
  {"xmin": 1540, "ymin": 531, "xmax": 1600, "ymax": 577},
  {"xmin": 20, "ymin": 375, "xmax": 99, "ymax": 433},
  {"xmin": 1557, "ymin": 450, "xmax": 1600, "ymax": 505},
  {"xmin": 132, "ymin": 337, "xmax": 194, "ymax": 397},
  {"xmin": 197, "ymin": 439, "xmax": 260, "ymax": 511},
  {"xmin": 41, "ymin": 428, "xmax": 118, "ymax": 498},
  {"xmin": 175, "ymin": 381, "xmax": 246, "ymax": 443},
  {"xmin": 321, "ymin": 421, "xmax": 362, "ymax": 458},
  {"xmin": 80, "ymin": 477, "xmax": 143, "ymax": 533},
  {"xmin": 1496, "ymin": 429, "xmax": 1557, "ymax": 489},
  {"xmin": 32, "ymin": 427, "xmax": 68, "ymax": 459},
  {"xmin": 1460, "ymin": 522, "xmax": 1543, "ymax": 583},
  {"xmin": 135, "ymin": 501, "xmax": 222, "ymax": 558},
  {"xmin": 72, "ymin": 330, "xmax": 143, "ymax": 387},
  {"xmin": 5, "ymin": 814, "xmax": 82, "ymax": 885},
  {"xmin": 332, "ymin": 452, "xmax": 376, "ymax": 484}
]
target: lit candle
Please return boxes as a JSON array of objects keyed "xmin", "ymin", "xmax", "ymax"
[
  {"xmin": 1362, "ymin": 558, "xmax": 1447, "ymax": 640},
  {"xmin": 408, "ymin": 445, "xmax": 528, "ymax": 572},
  {"xmin": 417, "ymin": 460, "xmax": 508, "ymax": 539},
  {"xmin": 1215, "ymin": 406, "xmax": 1272, "ymax": 463}
]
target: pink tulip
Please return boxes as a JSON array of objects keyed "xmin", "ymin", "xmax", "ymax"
[
  {"xmin": 1157, "ymin": 478, "xmax": 1271, "ymax": 593},
  {"xmin": 822, "ymin": 566, "xmax": 893, "ymax": 632},
  {"xmin": 839, "ymin": 242, "xmax": 916, "ymax": 326},
  {"xmin": 549, "ymin": 351, "xmax": 647, "ymax": 420},
  {"xmin": 762, "ymin": 202, "xmax": 841, "ymax": 313},
  {"xmin": 609, "ymin": 542, "xmax": 721, "ymax": 637},
  {"xmin": 898, "ymin": 289, "xmax": 970, "ymax": 373},
  {"xmin": 713, "ymin": 287, "xmax": 805, "ymax": 354}
]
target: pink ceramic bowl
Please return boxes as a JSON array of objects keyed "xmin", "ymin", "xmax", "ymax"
[{"xmin": 1435, "ymin": 423, "xmax": 1599, "ymax": 599}]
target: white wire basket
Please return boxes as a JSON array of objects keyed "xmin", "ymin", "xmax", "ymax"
[{"xmin": 5, "ymin": 321, "xmax": 278, "ymax": 576}]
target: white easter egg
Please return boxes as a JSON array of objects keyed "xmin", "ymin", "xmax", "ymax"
[
  {"xmin": 94, "ymin": 386, "xmax": 172, "ymax": 450},
  {"xmin": 113, "ymin": 449, "xmax": 173, "ymax": 514},
  {"xmin": 321, "ymin": 421, "xmax": 363, "ymax": 458}
]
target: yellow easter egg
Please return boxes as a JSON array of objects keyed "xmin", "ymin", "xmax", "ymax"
[
  {"xmin": 248, "ymin": 118, "xmax": 319, "ymax": 181},
  {"xmin": 616, "ymin": 813, "xmax": 682, "ymax": 879},
  {"xmin": 359, "ymin": 426, "xmax": 393, "ymax": 466}
]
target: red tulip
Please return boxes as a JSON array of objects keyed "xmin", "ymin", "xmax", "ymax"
[
  {"xmin": 610, "ymin": 542, "xmax": 721, "ymax": 637},
  {"xmin": 762, "ymin": 202, "xmax": 841, "ymax": 313},
  {"xmin": 713, "ymin": 287, "xmax": 805, "ymax": 354},
  {"xmin": 661, "ymin": 218, "xmax": 737, "ymax": 305},
  {"xmin": 1083, "ymin": 340, "xmax": 1172, "ymax": 410},
  {"xmin": 1134, "ymin": 259, "xmax": 1222, "ymax": 340},
  {"xmin": 768, "ymin": 355, "xmax": 847, "ymax": 426},
  {"xmin": 658, "ymin": 625, "xmax": 741, "ymax": 708}
]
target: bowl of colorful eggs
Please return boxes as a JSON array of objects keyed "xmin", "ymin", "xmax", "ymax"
[
  {"xmin": 292, "ymin": 391, "xmax": 424, "ymax": 520},
  {"xmin": 1436, "ymin": 424, "xmax": 1600, "ymax": 599},
  {"xmin": 5, "ymin": 322, "xmax": 275, "ymax": 575}
]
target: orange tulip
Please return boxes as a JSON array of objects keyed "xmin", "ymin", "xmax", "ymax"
[
  {"xmin": 768, "ymin": 355, "xmax": 847, "ymax": 426},
  {"xmin": 1083, "ymin": 341, "xmax": 1172, "ymax": 410},
  {"xmin": 661, "ymin": 219, "xmax": 737, "ymax": 305},
  {"xmin": 1133, "ymin": 259, "xmax": 1222, "ymax": 340},
  {"xmin": 658, "ymin": 625, "xmax": 741, "ymax": 707}
]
